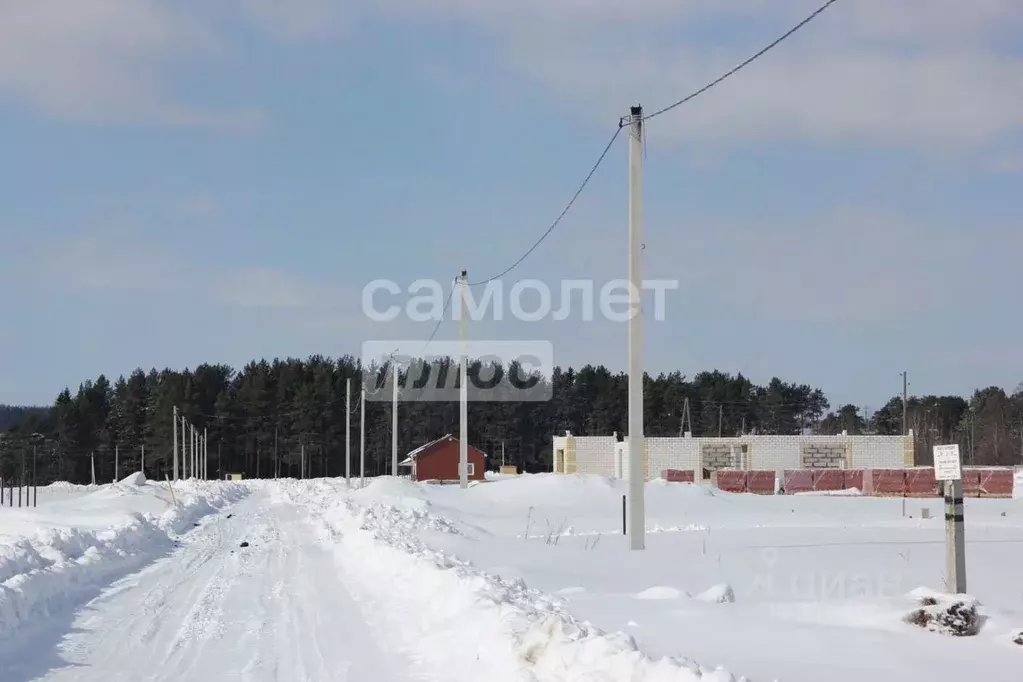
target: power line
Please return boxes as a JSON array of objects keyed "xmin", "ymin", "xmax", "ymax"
[
  {"xmin": 418, "ymin": 276, "xmax": 456, "ymax": 358},
  {"xmin": 467, "ymin": 125, "xmax": 624, "ymax": 286},
  {"xmin": 642, "ymin": 0, "xmax": 842, "ymax": 122},
  {"xmin": 412, "ymin": 4, "xmax": 839, "ymax": 295}
]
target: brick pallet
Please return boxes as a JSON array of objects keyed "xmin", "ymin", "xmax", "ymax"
[
  {"xmin": 812, "ymin": 469, "xmax": 844, "ymax": 492},
  {"xmin": 783, "ymin": 470, "xmax": 813, "ymax": 494},
  {"xmin": 904, "ymin": 467, "xmax": 938, "ymax": 497},
  {"xmin": 711, "ymin": 470, "xmax": 747, "ymax": 493},
  {"xmin": 746, "ymin": 471, "xmax": 775, "ymax": 495},
  {"xmin": 861, "ymin": 469, "xmax": 906, "ymax": 496},
  {"xmin": 661, "ymin": 469, "xmax": 695, "ymax": 483}
]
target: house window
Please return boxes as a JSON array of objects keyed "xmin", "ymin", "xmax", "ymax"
[{"xmin": 465, "ymin": 462, "xmax": 475, "ymax": 476}]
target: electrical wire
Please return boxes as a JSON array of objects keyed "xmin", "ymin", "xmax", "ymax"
[
  {"xmin": 418, "ymin": 276, "xmax": 456, "ymax": 358},
  {"xmin": 642, "ymin": 0, "xmax": 841, "ymax": 121},
  {"xmin": 467, "ymin": 125, "xmax": 624, "ymax": 286},
  {"xmin": 460, "ymin": 1, "xmax": 840, "ymax": 286}
]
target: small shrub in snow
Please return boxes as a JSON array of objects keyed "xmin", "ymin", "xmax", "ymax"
[
  {"xmin": 1011, "ymin": 630, "xmax": 1023, "ymax": 646},
  {"xmin": 904, "ymin": 594, "xmax": 984, "ymax": 636},
  {"xmin": 693, "ymin": 584, "xmax": 735, "ymax": 604}
]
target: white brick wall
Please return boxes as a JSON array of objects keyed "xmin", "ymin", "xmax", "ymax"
[
  {"xmin": 558, "ymin": 432, "xmax": 913, "ymax": 480},
  {"xmin": 574, "ymin": 436, "xmax": 616, "ymax": 476}
]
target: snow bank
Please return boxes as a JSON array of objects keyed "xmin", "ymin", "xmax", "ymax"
[
  {"xmin": 351, "ymin": 476, "xmax": 431, "ymax": 510},
  {"xmin": 299, "ymin": 480, "xmax": 746, "ymax": 682},
  {"xmin": 0, "ymin": 479, "xmax": 247, "ymax": 642}
]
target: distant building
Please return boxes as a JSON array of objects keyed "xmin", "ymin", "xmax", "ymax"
[
  {"xmin": 399, "ymin": 434, "xmax": 486, "ymax": 482},
  {"xmin": 552, "ymin": 430, "xmax": 915, "ymax": 480}
]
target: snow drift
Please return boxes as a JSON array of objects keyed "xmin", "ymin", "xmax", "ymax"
[
  {"xmin": 288, "ymin": 479, "xmax": 747, "ymax": 682},
  {"xmin": 0, "ymin": 478, "xmax": 247, "ymax": 642}
]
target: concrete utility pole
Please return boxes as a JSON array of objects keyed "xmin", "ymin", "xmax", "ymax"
[
  {"xmin": 114, "ymin": 444, "xmax": 119, "ymax": 483},
  {"xmin": 203, "ymin": 428, "xmax": 208, "ymax": 479},
  {"xmin": 459, "ymin": 269, "xmax": 469, "ymax": 489},
  {"xmin": 360, "ymin": 385, "xmax": 366, "ymax": 489},
  {"xmin": 91, "ymin": 451, "xmax": 96, "ymax": 485},
  {"xmin": 301, "ymin": 442, "xmax": 306, "ymax": 479},
  {"xmin": 346, "ymin": 378, "xmax": 352, "ymax": 486},
  {"xmin": 627, "ymin": 103, "xmax": 646, "ymax": 551},
  {"xmin": 934, "ymin": 443, "xmax": 966, "ymax": 593},
  {"xmin": 901, "ymin": 371, "xmax": 908, "ymax": 435},
  {"xmin": 173, "ymin": 406, "xmax": 178, "ymax": 481},
  {"xmin": 141, "ymin": 443, "xmax": 145, "ymax": 478},
  {"xmin": 392, "ymin": 358, "xmax": 399, "ymax": 477},
  {"xmin": 180, "ymin": 417, "xmax": 187, "ymax": 479},
  {"xmin": 946, "ymin": 477, "xmax": 967, "ymax": 592}
]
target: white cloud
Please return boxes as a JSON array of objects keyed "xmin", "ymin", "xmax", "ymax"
[
  {"xmin": 215, "ymin": 267, "xmax": 344, "ymax": 308},
  {"xmin": 180, "ymin": 196, "xmax": 219, "ymax": 216},
  {"xmin": 0, "ymin": 0, "xmax": 264, "ymax": 128},
  {"xmin": 668, "ymin": 205, "xmax": 1019, "ymax": 323},
  {"xmin": 380, "ymin": 0, "xmax": 1023, "ymax": 150},
  {"xmin": 230, "ymin": 0, "xmax": 348, "ymax": 41},
  {"xmin": 28, "ymin": 234, "xmax": 182, "ymax": 294},
  {"xmin": 2, "ymin": 0, "xmax": 1019, "ymax": 147}
]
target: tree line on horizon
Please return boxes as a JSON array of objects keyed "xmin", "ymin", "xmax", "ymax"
[{"xmin": 0, "ymin": 355, "xmax": 1020, "ymax": 485}]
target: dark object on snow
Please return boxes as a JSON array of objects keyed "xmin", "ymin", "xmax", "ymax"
[
  {"xmin": 226, "ymin": 514, "xmax": 233, "ymax": 519},
  {"xmin": 193, "ymin": 522, "xmax": 200, "ymax": 527},
  {"xmin": 905, "ymin": 595, "xmax": 984, "ymax": 636},
  {"xmin": 239, "ymin": 541, "xmax": 249, "ymax": 548}
]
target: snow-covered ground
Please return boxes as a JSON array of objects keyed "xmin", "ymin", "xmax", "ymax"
[
  {"xmin": 348, "ymin": 473, "xmax": 1023, "ymax": 682},
  {"xmin": 1, "ymin": 472, "xmax": 1020, "ymax": 681}
]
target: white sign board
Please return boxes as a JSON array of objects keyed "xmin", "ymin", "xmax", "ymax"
[{"xmin": 933, "ymin": 444, "xmax": 962, "ymax": 481}]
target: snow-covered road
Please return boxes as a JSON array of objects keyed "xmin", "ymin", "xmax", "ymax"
[{"xmin": 6, "ymin": 488, "xmax": 422, "ymax": 682}]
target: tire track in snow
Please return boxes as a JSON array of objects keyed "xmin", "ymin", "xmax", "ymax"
[{"xmin": 23, "ymin": 485, "xmax": 426, "ymax": 682}]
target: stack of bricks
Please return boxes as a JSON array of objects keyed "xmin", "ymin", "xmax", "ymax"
[
  {"xmin": 783, "ymin": 470, "xmax": 814, "ymax": 494},
  {"xmin": 799, "ymin": 443, "xmax": 847, "ymax": 469},
  {"xmin": 701, "ymin": 444, "xmax": 735, "ymax": 470},
  {"xmin": 960, "ymin": 468, "xmax": 982, "ymax": 496},
  {"xmin": 844, "ymin": 469, "xmax": 864, "ymax": 491},
  {"xmin": 812, "ymin": 469, "xmax": 845, "ymax": 492},
  {"xmin": 975, "ymin": 467, "xmax": 1014, "ymax": 497},
  {"xmin": 746, "ymin": 471, "xmax": 776, "ymax": 494},
  {"xmin": 661, "ymin": 469, "xmax": 695, "ymax": 483},
  {"xmin": 861, "ymin": 469, "xmax": 907, "ymax": 496},
  {"xmin": 904, "ymin": 467, "xmax": 938, "ymax": 497},
  {"xmin": 711, "ymin": 470, "xmax": 747, "ymax": 493}
]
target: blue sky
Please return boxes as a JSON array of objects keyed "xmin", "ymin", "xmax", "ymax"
[{"xmin": 1, "ymin": 0, "xmax": 1021, "ymax": 412}]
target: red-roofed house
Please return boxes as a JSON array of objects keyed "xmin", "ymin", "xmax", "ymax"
[{"xmin": 398, "ymin": 434, "xmax": 487, "ymax": 482}]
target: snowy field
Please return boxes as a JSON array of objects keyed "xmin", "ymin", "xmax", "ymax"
[{"xmin": 0, "ymin": 472, "xmax": 1021, "ymax": 681}]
